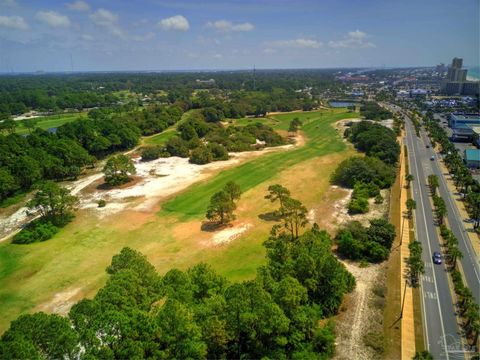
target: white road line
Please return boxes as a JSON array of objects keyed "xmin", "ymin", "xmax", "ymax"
[{"xmin": 408, "ymin": 122, "xmax": 449, "ymax": 359}]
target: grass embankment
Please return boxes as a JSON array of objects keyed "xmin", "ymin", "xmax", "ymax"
[
  {"xmin": 15, "ymin": 113, "xmax": 87, "ymax": 135},
  {"xmin": 0, "ymin": 109, "xmax": 357, "ymax": 334}
]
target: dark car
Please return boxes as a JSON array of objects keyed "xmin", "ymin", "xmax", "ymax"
[
  {"xmin": 430, "ymin": 156, "xmax": 435, "ymax": 161},
  {"xmin": 433, "ymin": 252, "xmax": 442, "ymax": 265},
  {"xmin": 426, "ymin": 144, "xmax": 430, "ymax": 148}
]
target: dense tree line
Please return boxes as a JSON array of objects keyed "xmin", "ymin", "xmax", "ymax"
[
  {"xmin": 329, "ymin": 119, "xmax": 399, "ymax": 262},
  {"xmin": 0, "ymin": 104, "xmax": 184, "ymax": 203},
  {"xmin": 347, "ymin": 121, "xmax": 400, "ymax": 165},
  {"xmin": 142, "ymin": 111, "xmax": 284, "ymax": 165},
  {"xmin": 0, "ymin": 223, "xmax": 355, "ymax": 359},
  {"xmin": 0, "ymin": 70, "xmax": 341, "ymax": 118},
  {"xmin": 0, "ymin": 130, "xmax": 93, "ymax": 202},
  {"xmin": 359, "ymin": 102, "xmax": 393, "ymax": 121},
  {"xmin": 331, "ymin": 156, "xmax": 396, "ymax": 189}
]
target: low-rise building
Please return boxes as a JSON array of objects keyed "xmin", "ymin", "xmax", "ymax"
[
  {"xmin": 464, "ymin": 149, "xmax": 480, "ymax": 168},
  {"xmin": 450, "ymin": 113, "xmax": 480, "ymax": 139}
]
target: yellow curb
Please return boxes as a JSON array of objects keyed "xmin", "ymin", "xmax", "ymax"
[{"xmin": 399, "ymin": 135, "xmax": 417, "ymax": 360}]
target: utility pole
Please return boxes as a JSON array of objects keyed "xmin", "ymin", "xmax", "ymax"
[
  {"xmin": 400, "ymin": 279, "xmax": 408, "ymax": 318},
  {"xmin": 253, "ymin": 64, "xmax": 256, "ymax": 91}
]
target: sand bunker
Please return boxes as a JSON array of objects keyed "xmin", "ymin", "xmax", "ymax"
[
  {"xmin": 78, "ymin": 145, "xmax": 295, "ymax": 218},
  {"xmin": 211, "ymin": 223, "xmax": 252, "ymax": 245},
  {"xmin": 0, "ymin": 139, "xmax": 298, "ymax": 239},
  {"xmin": 37, "ymin": 287, "xmax": 82, "ymax": 315}
]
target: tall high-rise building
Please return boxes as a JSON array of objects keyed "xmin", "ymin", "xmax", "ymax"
[
  {"xmin": 447, "ymin": 57, "xmax": 467, "ymax": 82},
  {"xmin": 452, "ymin": 57, "xmax": 463, "ymax": 69},
  {"xmin": 442, "ymin": 57, "xmax": 479, "ymax": 96}
]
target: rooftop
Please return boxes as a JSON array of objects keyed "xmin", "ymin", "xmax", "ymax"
[
  {"xmin": 465, "ymin": 149, "xmax": 480, "ymax": 161},
  {"xmin": 451, "ymin": 113, "xmax": 480, "ymax": 121}
]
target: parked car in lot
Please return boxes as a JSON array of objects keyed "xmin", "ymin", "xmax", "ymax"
[{"xmin": 433, "ymin": 251, "xmax": 442, "ymax": 265}]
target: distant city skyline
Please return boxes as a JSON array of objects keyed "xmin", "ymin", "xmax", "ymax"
[{"xmin": 0, "ymin": 0, "xmax": 478, "ymax": 72}]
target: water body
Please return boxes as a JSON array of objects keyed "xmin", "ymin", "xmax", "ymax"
[
  {"xmin": 329, "ymin": 101, "xmax": 355, "ymax": 108},
  {"xmin": 467, "ymin": 66, "xmax": 480, "ymax": 80}
]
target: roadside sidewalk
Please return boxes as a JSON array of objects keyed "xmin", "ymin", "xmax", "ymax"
[{"xmin": 399, "ymin": 137, "xmax": 416, "ymax": 360}]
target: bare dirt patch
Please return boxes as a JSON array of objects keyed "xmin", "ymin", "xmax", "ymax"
[
  {"xmin": 37, "ymin": 287, "xmax": 83, "ymax": 315},
  {"xmin": 332, "ymin": 188, "xmax": 391, "ymax": 228},
  {"xmin": 211, "ymin": 223, "xmax": 253, "ymax": 245},
  {"xmin": 335, "ymin": 261, "xmax": 386, "ymax": 360}
]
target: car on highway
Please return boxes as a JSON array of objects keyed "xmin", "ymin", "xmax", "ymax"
[
  {"xmin": 426, "ymin": 144, "xmax": 430, "ymax": 148},
  {"xmin": 433, "ymin": 251, "xmax": 442, "ymax": 264},
  {"xmin": 430, "ymin": 156, "xmax": 435, "ymax": 161}
]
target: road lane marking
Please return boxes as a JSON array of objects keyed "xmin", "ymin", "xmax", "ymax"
[{"xmin": 407, "ymin": 121, "xmax": 449, "ymax": 359}]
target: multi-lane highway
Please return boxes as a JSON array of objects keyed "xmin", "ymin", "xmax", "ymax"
[
  {"xmin": 404, "ymin": 118, "xmax": 464, "ymax": 359},
  {"xmin": 418, "ymin": 130, "xmax": 480, "ymax": 305},
  {"xmin": 381, "ymin": 102, "xmax": 479, "ymax": 359}
]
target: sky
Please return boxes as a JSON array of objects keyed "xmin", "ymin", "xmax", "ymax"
[{"xmin": 0, "ymin": 0, "xmax": 478, "ymax": 72}]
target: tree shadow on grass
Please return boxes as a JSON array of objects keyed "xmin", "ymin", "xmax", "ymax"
[
  {"xmin": 96, "ymin": 176, "xmax": 140, "ymax": 191},
  {"xmin": 258, "ymin": 211, "xmax": 282, "ymax": 222},
  {"xmin": 201, "ymin": 221, "xmax": 231, "ymax": 233}
]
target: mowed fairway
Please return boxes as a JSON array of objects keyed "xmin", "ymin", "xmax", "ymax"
[
  {"xmin": 162, "ymin": 109, "xmax": 356, "ymax": 219},
  {"xmin": 0, "ymin": 108, "xmax": 357, "ymax": 333},
  {"xmin": 15, "ymin": 113, "xmax": 87, "ymax": 135}
]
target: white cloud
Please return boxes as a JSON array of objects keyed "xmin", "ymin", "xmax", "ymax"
[
  {"xmin": 268, "ymin": 38, "xmax": 322, "ymax": 49},
  {"xmin": 36, "ymin": 11, "xmax": 71, "ymax": 28},
  {"xmin": 205, "ymin": 20, "xmax": 254, "ymax": 32},
  {"xmin": 158, "ymin": 15, "xmax": 189, "ymax": 31},
  {"xmin": 66, "ymin": 0, "xmax": 90, "ymax": 12},
  {"xmin": 90, "ymin": 8, "xmax": 126, "ymax": 39},
  {"xmin": 213, "ymin": 53, "xmax": 223, "ymax": 59},
  {"xmin": 0, "ymin": 15, "xmax": 28, "ymax": 30},
  {"xmin": 328, "ymin": 30, "xmax": 375, "ymax": 49}
]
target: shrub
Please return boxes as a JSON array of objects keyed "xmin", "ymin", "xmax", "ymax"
[
  {"xmin": 208, "ymin": 143, "xmax": 229, "ymax": 161},
  {"xmin": 97, "ymin": 199, "xmax": 106, "ymax": 208},
  {"xmin": 12, "ymin": 220, "xmax": 59, "ymax": 244},
  {"xmin": 141, "ymin": 146, "xmax": 169, "ymax": 161},
  {"xmin": 189, "ymin": 146, "xmax": 213, "ymax": 165},
  {"xmin": 335, "ymin": 219, "xmax": 395, "ymax": 263},
  {"xmin": 348, "ymin": 197, "xmax": 369, "ymax": 214},
  {"xmin": 166, "ymin": 137, "xmax": 189, "ymax": 158},
  {"xmin": 331, "ymin": 156, "xmax": 395, "ymax": 189},
  {"xmin": 374, "ymin": 194, "xmax": 384, "ymax": 204}
]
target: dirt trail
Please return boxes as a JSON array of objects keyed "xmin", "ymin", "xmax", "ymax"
[{"xmin": 335, "ymin": 261, "xmax": 383, "ymax": 360}]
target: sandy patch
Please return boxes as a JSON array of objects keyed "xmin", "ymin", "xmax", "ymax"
[
  {"xmin": 335, "ymin": 261, "xmax": 385, "ymax": 360},
  {"xmin": 211, "ymin": 223, "xmax": 252, "ymax": 245},
  {"xmin": 333, "ymin": 188, "xmax": 390, "ymax": 227},
  {"xmin": 77, "ymin": 145, "xmax": 296, "ymax": 219},
  {"xmin": 37, "ymin": 287, "xmax": 83, "ymax": 315}
]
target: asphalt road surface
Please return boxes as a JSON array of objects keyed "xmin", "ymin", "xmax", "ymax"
[{"xmin": 385, "ymin": 103, "xmax": 473, "ymax": 359}]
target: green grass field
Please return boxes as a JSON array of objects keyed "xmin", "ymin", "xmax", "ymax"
[
  {"xmin": 15, "ymin": 113, "xmax": 87, "ymax": 135},
  {"xmin": 162, "ymin": 109, "xmax": 356, "ymax": 219},
  {"xmin": 0, "ymin": 108, "xmax": 357, "ymax": 334}
]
